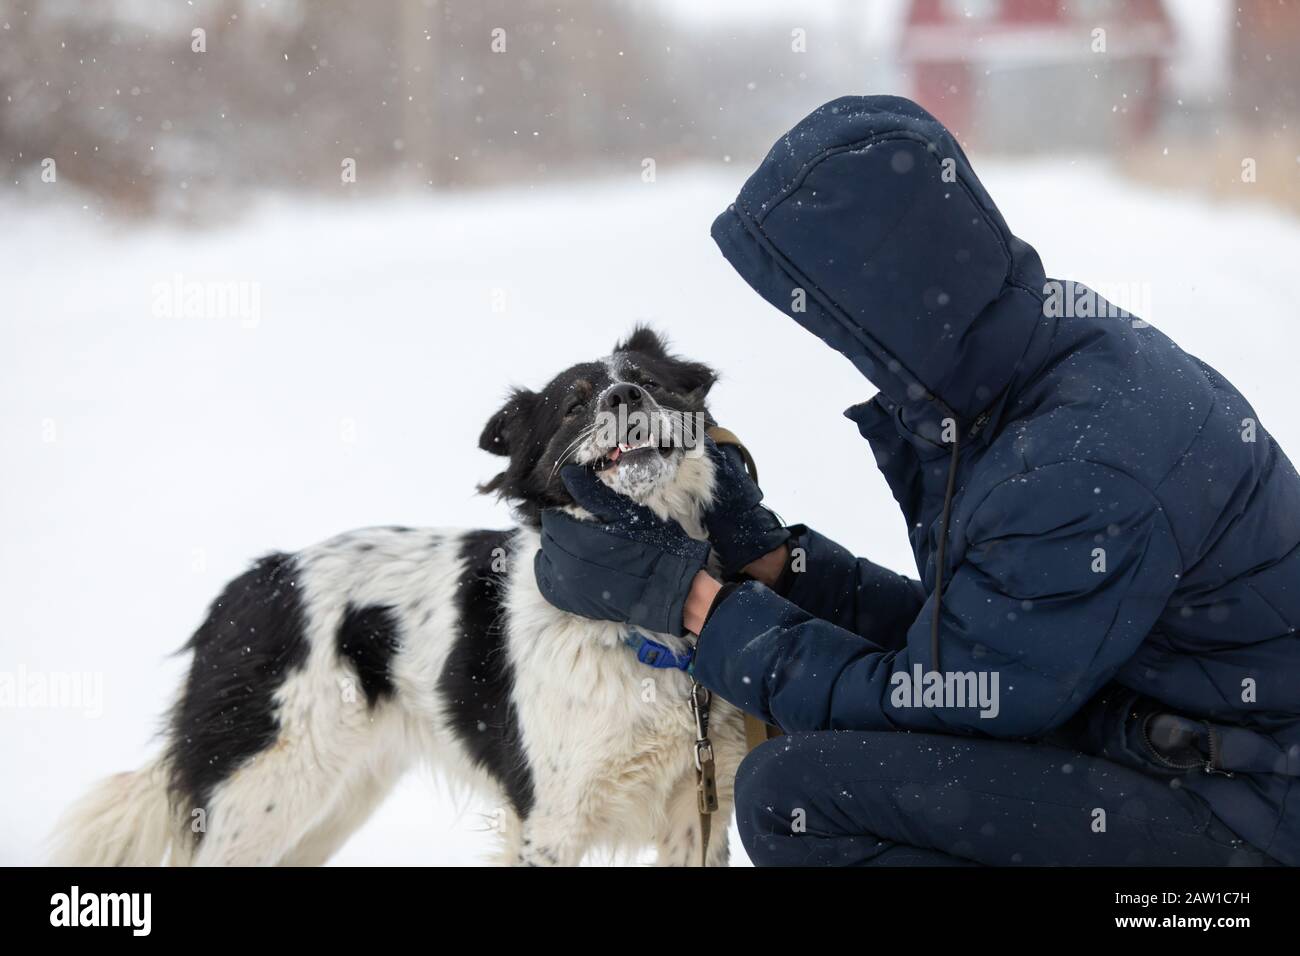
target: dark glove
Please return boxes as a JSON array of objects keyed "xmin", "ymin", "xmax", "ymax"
[
  {"xmin": 534, "ymin": 464, "xmax": 709, "ymax": 636},
  {"xmin": 702, "ymin": 438, "xmax": 791, "ymax": 576}
]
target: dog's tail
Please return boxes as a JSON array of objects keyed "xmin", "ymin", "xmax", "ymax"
[{"xmin": 49, "ymin": 760, "xmax": 183, "ymax": 866}]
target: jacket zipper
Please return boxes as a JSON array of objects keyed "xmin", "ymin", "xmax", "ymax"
[
  {"xmin": 1138, "ymin": 713, "xmax": 1235, "ymax": 777},
  {"xmin": 930, "ymin": 411, "xmax": 990, "ymax": 673},
  {"xmin": 1201, "ymin": 723, "xmax": 1234, "ymax": 777}
]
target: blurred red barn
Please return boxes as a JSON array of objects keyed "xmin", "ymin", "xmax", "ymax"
[
  {"xmin": 898, "ymin": 0, "xmax": 1174, "ymax": 150},
  {"xmin": 1234, "ymin": 0, "xmax": 1300, "ymax": 127}
]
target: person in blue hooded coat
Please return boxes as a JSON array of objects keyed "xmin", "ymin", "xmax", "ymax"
[{"xmin": 534, "ymin": 96, "xmax": 1300, "ymax": 866}]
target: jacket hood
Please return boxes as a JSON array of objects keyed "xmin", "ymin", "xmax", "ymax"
[{"xmin": 712, "ymin": 95, "xmax": 1048, "ymax": 434}]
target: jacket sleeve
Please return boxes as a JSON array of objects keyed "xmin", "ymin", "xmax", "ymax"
[
  {"xmin": 780, "ymin": 525, "xmax": 924, "ymax": 652},
  {"xmin": 693, "ymin": 463, "xmax": 1183, "ymax": 738}
]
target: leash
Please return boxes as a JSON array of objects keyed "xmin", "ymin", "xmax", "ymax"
[
  {"xmin": 623, "ymin": 426, "xmax": 782, "ymax": 865},
  {"xmin": 621, "ymin": 631, "xmax": 716, "ymax": 866},
  {"xmin": 648, "ymin": 426, "xmax": 774, "ymax": 867},
  {"xmin": 688, "ymin": 680, "xmax": 719, "ymax": 867}
]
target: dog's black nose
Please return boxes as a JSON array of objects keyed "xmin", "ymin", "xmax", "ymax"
[{"xmin": 602, "ymin": 382, "xmax": 644, "ymax": 411}]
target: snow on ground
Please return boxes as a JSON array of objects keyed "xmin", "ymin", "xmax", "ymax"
[{"xmin": 3, "ymin": 160, "xmax": 1299, "ymax": 866}]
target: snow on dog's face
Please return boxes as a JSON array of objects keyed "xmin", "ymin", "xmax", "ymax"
[{"xmin": 478, "ymin": 327, "xmax": 717, "ymax": 526}]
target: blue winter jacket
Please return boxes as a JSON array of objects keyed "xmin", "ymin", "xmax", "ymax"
[{"xmin": 697, "ymin": 96, "xmax": 1300, "ymax": 864}]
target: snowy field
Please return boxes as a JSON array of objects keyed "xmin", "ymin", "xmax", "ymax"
[{"xmin": 3, "ymin": 160, "xmax": 1299, "ymax": 866}]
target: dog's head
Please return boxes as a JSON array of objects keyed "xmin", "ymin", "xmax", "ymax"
[{"xmin": 479, "ymin": 326, "xmax": 718, "ymax": 527}]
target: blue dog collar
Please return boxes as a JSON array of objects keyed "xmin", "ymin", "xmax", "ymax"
[{"xmin": 624, "ymin": 629, "xmax": 695, "ymax": 671}]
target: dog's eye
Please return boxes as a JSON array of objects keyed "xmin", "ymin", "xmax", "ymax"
[
  {"xmin": 565, "ymin": 400, "xmax": 586, "ymax": 416},
  {"xmin": 641, "ymin": 379, "xmax": 659, "ymax": 390}
]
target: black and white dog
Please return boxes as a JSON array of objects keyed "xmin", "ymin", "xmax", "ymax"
[{"xmin": 53, "ymin": 327, "xmax": 746, "ymax": 866}]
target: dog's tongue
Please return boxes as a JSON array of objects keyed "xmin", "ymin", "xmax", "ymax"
[
  {"xmin": 603, "ymin": 442, "xmax": 644, "ymax": 467},
  {"xmin": 609, "ymin": 441, "xmax": 642, "ymax": 463}
]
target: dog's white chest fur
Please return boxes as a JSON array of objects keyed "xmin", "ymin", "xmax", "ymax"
[
  {"xmin": 504, "ymin": 528, "xmax": 741, "ymax": 858},
  {"xmin": 488, "ymin": 452, "xmax": 744, "ymax": 862}
]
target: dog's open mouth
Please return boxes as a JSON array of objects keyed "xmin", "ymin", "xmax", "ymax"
[{"xmin": 594, "ymin": 437, "xmax": 673, "ymax": 472}]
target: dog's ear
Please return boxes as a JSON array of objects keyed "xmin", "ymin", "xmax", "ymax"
[
  {"xmin": 478, "ymin": 388, "xmax": 539, "ymax": 498},
  {"xmin": 479, "ymin": 387, "xmax": 537, "ymax": 457},
  {"xmin": 614, "ymin": 325, "xmax": 670, "ymax": 359},
  {"xmin": 677, "ymin": 361, "xmax": 718, "ymax": 402}
]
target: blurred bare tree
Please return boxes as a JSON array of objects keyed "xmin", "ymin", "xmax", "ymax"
[{"xmin": 0, "ymin": 0, "xmax": 874, "ymax": 219}]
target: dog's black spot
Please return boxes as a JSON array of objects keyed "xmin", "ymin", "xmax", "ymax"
[
  {"xmin": 336, "ymin": 603, "xmax": 402, "ymax": 708},
  {"xmin": 356, "ymin": 542, "xmax": 375, "ymax": 552},
  {"xmin": 386, "ymin": 525, "xmax": 413, "ymax": 534},
  {"xmin": 165, "ymin": 553, "xmax": 309, "ymax": 827},
  {"xmin": 438, "ymin": 529, "xmax": 535, "ymax": 818}
]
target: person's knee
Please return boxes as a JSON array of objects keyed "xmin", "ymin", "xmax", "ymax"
[
  {"xmin": 735, "ymin": 732, "xmax": 907, "ymax": 866},
  {"xmin": 734, "ymin": 735, "xmax": 826, "ymax": 865},
  {"xmin": 735, "ymin": 735, "xmax": 789, "ymax": 808}
]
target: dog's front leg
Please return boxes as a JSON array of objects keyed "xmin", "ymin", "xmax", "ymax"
[
  {"xmin": 654, "ymin": 770, "xmax": 733, "ymax": 867},
  {"xmin": 657, "ymin": 703, "xmax": 746, "ymax": 867},
  {"xmin": 514, "ymin": 812, "xmax": 588, "ymax": 867}
]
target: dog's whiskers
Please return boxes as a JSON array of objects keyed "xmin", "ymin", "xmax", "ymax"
[
  {"xmin": 554, "ymin": 424, "xmax": 597, "ymax": 463},
  {"xmin": 550, "ymin": 423, "xmax": 600, "ymax": 478}
]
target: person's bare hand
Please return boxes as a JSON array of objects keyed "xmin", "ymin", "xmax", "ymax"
[
  {"xmin": 683, "ymin": 572, "xmax": 723, "ymax": 635},
  {"xmin": 742, "ymin": 544, "xmax": 789, "ymax": 589}
]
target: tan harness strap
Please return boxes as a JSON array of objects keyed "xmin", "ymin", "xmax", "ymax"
[
  {"xmin": 706, "ymin": 425, "xmax": 760, "ymax": 487},
  {"xmin": 744, "ymin": 713, "xmax": 772, "ymax": 751}
]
